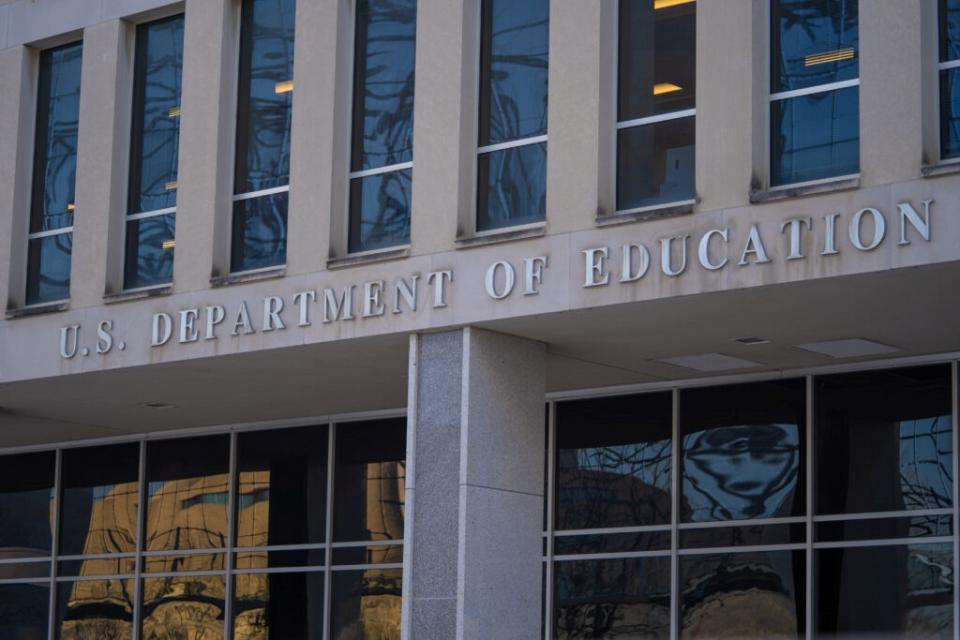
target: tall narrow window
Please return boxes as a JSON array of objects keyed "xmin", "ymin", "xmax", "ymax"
[
  {"xmin": 617, "ymin": 0, "xmax": 696, "ymax": 213},
  {"xmin": 348, "ymin": 0, "xmax": 417, "ymax": 254},
  {"xmin": 939, "ymin": 0, "xmax": 960, "ymax": 159},
  {"xmin": 27, "ymin": 42, "xmax": 82, "ymax": 305},
  {"xmin": 476, "ymin": 0, "xmax": 549, "ymax": 233},
  {"xmin": 125, "ymin": 15, "xmax": 184, "ymax": 290},
  {"xmin": 770, "ymin": 0, "xmax": 859, "ymax": 186},
  {"xmin": 232, "ymin": 0, "xmax": 296, "ymax": 273}
]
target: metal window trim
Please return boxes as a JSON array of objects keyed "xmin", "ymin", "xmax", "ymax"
[
  {"xmin": 616, "ymin": 108, "xmax": 696, "ymax": 130},
  {"xmin": 552, "ymin": 549, "xmax": 672, "ymax": 563},
  {"xmin": 812, "ymin": 508, "xmax": 954, "ymax": 522},
  {"xmin": 812, "ymin": 536, "xmax": 955, "ymax": 550},
  {"xmin": 232, "ymin": 565, "xmax": 328, "ymax": 576},
  {"xmin": 477, "ymin": 134, "xmax": 548, "ymax": 155},
  {"xmin": 232, "ymin": 184, "xmax": 290, "ymax": 202},
  {"xmin": 348, "ymin": 161, "xmax": 413, "ymax": 180},
  {"xmin": 677, "ymin": 542, "xmax": 807, "ymax": 556},
  {"xmin": 27, "ymin": 226, "xmax": 73, "ymax": 240},
  {"xmin": 938, "ymin": 58, "xmax": 960, "ymax": 71},
  {"xmin": 769, "ymin": 77, "xmax": 859, "ymax": 102},
  {"xmin": 329, "ymin": 562, "xmax": 404, "ymax": 572},
  {"xmin": 677, "ymin": 515, "xmax": 807, "ymax": 530},
  {"xmin": 126, "ymin": 206, "xmax": 176, "ymax": 222},
  {"xmin": 552, "ymin": 524, "xmax": 673, "ymax": 537}
]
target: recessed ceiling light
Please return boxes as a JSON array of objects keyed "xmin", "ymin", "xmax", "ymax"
[
  {"xmin": 143, "ymin": 402, "xmax": 176, "ymax": 410},
  {"xmin": 658, "ymin": 353, "xmax": 760, "ymax": 372},
  {"xmin": 794, "ymin": 338, "xmax": 900, "ymax": 359},
  {"xmin": 733, "ymin": 336, "xmax": 770, "ymax": 345}
]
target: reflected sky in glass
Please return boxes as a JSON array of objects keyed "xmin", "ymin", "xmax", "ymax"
[
  {"xmin": 349, "ymin": 168, "xmax": 411, "ymax": 253},
  {"xmin": 27, "ymin": 233, "xmax": 72, "ymax": 305},
  {"xmin": 124, "ymin": 214, "xmax": 175, "ymax": 290},
  {"xmin": 477, "ymin": 142, "xmax": 547, "ymax": 232},
  {"xmin": 617, "ymin": 116, "xmax": 695, "ymax": 210},
  {"xmin": 231, "ymin": 192, "xmax": 288, "ymax": 272}
]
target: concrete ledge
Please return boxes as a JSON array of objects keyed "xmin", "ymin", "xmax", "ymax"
[
  {"xmin": 6, "ymin": 300, "xmax": 69, "ymax": 319},
  {"xmin": 455, "ymin": 224, "xmax": 546, "ymax": 250},
  {"xmin": 596, "ymin": 200, "xmax": 696, "ymax": 227},
  {"xmin": 921, "ymin": 161, "xmax": 960, "ymax": 179},
  {"xmin": 327, "ymin": 246, "xmax": 410, "ymax": 270},
  {"xmin": 210, "ymin": 266, "xmax": 286, "ymax": 288},
  {"xmin": 750, "ymin": 176, "xmax": 860, "ymax": 204},
  {"xmin": 103, "ymin": 284, "xmax": 173, "ymax": 305}
]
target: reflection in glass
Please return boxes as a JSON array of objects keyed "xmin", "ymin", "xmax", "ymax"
[
  {"xmin": 0, "ymin": 583, "xmax": 50, "ymax": 640},
  {"xmin": 617, "ymin": 116, "xmax": 694, "ymax": 211},
  {"xmin": 555, "ymin": 393, "xmax": 672, "ymax": 530},
  {"xmin": 815, "ymin": 365, "xmax": 953, "ymax": 516},
  {"xmin": 618, "ymin": 0, "xmax": 696, "ymax": 121},
  {"xmin": 816, "ymin": 543, "xmax": 954, "ymax": 638},
  {"xmin": 0, "ymin": 452, "xmax": 54, "ymax": 558},
  {"xmin": 348, "ymin": 168, "xmax": 411, "ymax": 253},
  {"xmin": 59, "ymin": 557, "xmax": 135, "ymax": 578},
  {"xmin": 554, "ymin": 557, "xmax": 670, "ymax": 639},
  {"xmin": 59, "ymin": 443, "xmax": 140, "ymax": 558},
  {"xmin": 771, "ymin": 0, "xmax": 858, "ymax": 94},
  {"xmin": 816, "ymin": 515, "xmax": 954, "ymax": 543},
  {"xmin": 234, "ymin": 572, "xmax": 324, "ymax": 640},
  {"xmin": 553, "ymin": 531, "xmax": 670, "ymax": 556},
  {"xmin": 680, "ymin": 523, "xmax": 805, "ymax": 550},
  {"xmin": 334, "ymin": 419, "xmax": 406, "ymax": 543},
  {"xmin": 941, "ymin": 0, "xmax": 960, "ymax": 62},
  {"xmin": 332, "ymin": 544, "xmax": 403, "ymax": 566},
  {"xmin": 680, "ymin": 380, "xmax": 805, "ymax": 523},
  {"xmin": 330, "ymin": 568, "xmax": 402, "ymax": 640},
  {"xmin": 679, "ymin": 550, "xmax": 804, "ymax": 638},
  {"xmin": 143, "ymin": 553, "xmax": 226, "ymax": 574},
  {"xmin": 55, "ymin": 579, "xmax": 134, "ymax": 640},
  {"xmin": 939, "ymin": 68, "xmax": 960, "ymax": 159},
  {"xmin": 231, "ymin": 192, "xmax": 289, "ymax": 272},
  {"xmin": 141, "ymin": 575, "xmax": 226, "ymax": 640},
  {"xmin": 771, "ymin": 87, "xmax": 859, "ymax": 186},
  {"xmin": 145, "ymin": 435, "xmax": 230, "ymax": 552},
  {"xmin": 235, "ymin": 548, "xmax": 325, "ymax": 570},
  {"xmin": 476, "ymin": 142, "xmax": 547, "ymax": 232},
  {"xmin": 236, "ymin": 425, "xmax": 328, "ymax": 548},
  {"xmin": 124, "ymin": 214, "xmax": 175, "ymax": 290},
  {"xmin": 478, "ymin": 0, "xmax": 549, "ymax": 145},
  {"xmin": 26, "ymin": 212, "xmax": 73, "ymax": 305}
]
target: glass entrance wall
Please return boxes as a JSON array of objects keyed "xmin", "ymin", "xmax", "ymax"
[
  {"xmin": 0, "ymin": 418, "xmax": 405, "ymax": 640},
  {"xmin": 544, "ymin": 363, "xmax": 958, "ymax": 639}
]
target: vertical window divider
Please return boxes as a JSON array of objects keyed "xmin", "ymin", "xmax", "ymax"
[
  {"xmin": 322, "ymin": 422, "xmax": 337, "ymax": 640},
  {"xmin": 805, "ymin": 374, "xmax": 814, "ymax": 640},
  {"xmin": 543, "ymin": 401, "xmax": 556, "ymax": 640},
  {"xmin": 132, "ymin": 439, "xmax": 147, "ymax": 640},
  {"xmin": 953, "ymin": 360, "xmax": 959, "ymax": 640},
  {"xmin": 224, "ymin": 431, "xmax": 238, "ymax": 640},
  {"xmin": 669, "ymin": 388, "xmax": 679, "ymax": 640},
  {"xmin": 46, "ymin": 447, "xmax": 62, "ymax": 640}
]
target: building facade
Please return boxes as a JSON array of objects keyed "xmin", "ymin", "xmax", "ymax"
[{"xmin": 0, "ymin": 0, "xmax": 958, "ymax": 638}]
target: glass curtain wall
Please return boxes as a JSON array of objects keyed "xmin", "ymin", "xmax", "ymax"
[
  {"xmin": 617, "ymin": 0, "xmax": 696, "ymax": 213},
  {"xmin": 940, "ymin": 0, "xmax": 960, "ymax": 159},
  {"xmin": 348, "ymin": 0, "xmax": 417, "ymax": 254},
  {"xmin": 26, "ymin": 42, "xmax": 83, "ymax": 305},
  {"xmin": 232, "ymin": 0, "xmax": 296, "ymax": 273},
  {"xmin": 476, "ymin": 0, "xmax": 549, "ymax": 232},
  {"xmin": 544, "ymin": 364, "xmax": 957, "ymax": 639},
  {"xmin": 770, "ymin": 0, "xmax": 859, "ymax": 186},
  {"xmin": 0, "ymin": 418, "xmax": 405, "ymax": 640},
  {"xmin": 124, "ymin": 15, "xmax": 185, "ymax": 291}
]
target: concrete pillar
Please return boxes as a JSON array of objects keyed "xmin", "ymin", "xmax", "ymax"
[
  {"xmin": 173, "ymin": 0, "xmax": 237, "ymax": 290},
  {"xmin": 72, "ymin": 18, "xmax": 133, "ymax": 302},
  {"xmin": 403, "ymin": 328, "xmax": 546, "ymax": 639}
]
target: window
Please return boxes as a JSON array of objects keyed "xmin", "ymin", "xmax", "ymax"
[
  {"xmin": 770, "ymin": 0, "xmax": 859, "ymax": 186},
  {"xmin": 617, "ymin": 0, "xmax": 696, "ymax": 213},
  {"xmin": 476, "ymin": 0, "xmax": 549, "ymax": 233},
  {"xmin": 232, "ymin": 0, "xmax": 296, "ymax": 273},
  {"xmin": 940, "ymin": 1, "xmax": 960, "ymax": 159},
  {"xmin": 26, "ymin": 42, "xmax": 82, "ymax": 306},
  {"xmin": 125, "ymin": 15, "xmax": 185, "ymax": 291},
  {"xmin": 348, "ymin": 0, "xmax": 417, "ymax": 254}
]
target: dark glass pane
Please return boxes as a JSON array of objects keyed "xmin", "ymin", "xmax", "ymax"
[
  {"xmin": 329, "ymin": 568, "xmax": 402, "ymax": 640},
  {"xmin": 55, "ymin": 579, "xmax": 134, "ymax": 640},
  {"xmin": 617, "ymin": 116, "xmax": 694, "ymax": 211},
  {"xmin": 0, "ymin": 451, "xmax": 54, "ymax": 557},
  {"xmin": 350, "ymin": 0, "xmax": 416, "ymax": 171},
  {"xmin": 236, "ymin": 425, "xmax": 328, "ymax": 547},
  {"xmin": 680, "ymin": 523, "xmax": 805, "ymax": 549},
  {"xmin": 679, "ymin": 550, "xmax": 804, "ymax": 638},
  {"xmin": 59, "ymin": 444, "xmax": 139, "ymax": 558},
  {"xmin": 816, "ymin": 515, "xmax": 953, "ymax": 543},
  {"xmin": 478, "ymin": 0, "xmax": 549, "ymax": 145},
  {"xmin": 234, "ymin": 572, "xmax": 325, "ymax": 640},
  {"xmin": 143, "ymin": 553, "xmax": 226, "ymax": 574},
  {"xmin": 941, "ymin": 0, "xmax": 960, "ymax": 62},
  {"xmin": 771, "ymin": 0, "xmax": 858, "ymax": 94},
  {"xmin": 234, "ymin": 548, "xmax": 325, "ymax": 570},
  {"xmin": 145, "ymin": 435, "xmax": 230, "ymax": 551},
  {"xmin": 231, "ymin": 192, "xmax": 288, "ymax": 272},
  {"xmin": 939, "ymin": 68, "xmax": 960, "ymax": 159},
  {"xmin": 128, "ymin": 15, "xmax": 184, "ymax": 215},
  {"xmin": 0, "ymin": 583, "xmax": 50, "ymax": 640},
  {"xmin": 816, "ymin": 543, "xmax": 954, "ymax": 638},
  {"xmin": 333, "ymin": 418, "xmax": 406, "ymax": 543},
  {"xmin": 680, "ymin": 379, "xmax": 805, "ymax": 523},
  {"xmin": 142, "ymin": 575, "xmax": 226, "ymax": 639},
  {"xmin": 477, "ymin": 142, "xmax": 547, "ymax": 232},
  {"xmin": 332, "ymin": 543, "xmax": 403, "ymax": 566},
  {"xmin": 348, "ymin": 168, "xmax": 411, "ymax": 253},
  {"xmin": 0, "ymin": 561, "xmax": 49, "ymax": 579},
  {"xmin": 618, "ymin": 0, "xmax": 695, "ymax": 121},
  {"xmin": 235, "ymin": 0, "xmax": 296, "ymax": 194},
  {"xmin": 124, "ymin": 214, "xmax": 175, "ymax": 289},
  {"xmin": 555, "ymin": 393, "xmax": 672, "ymax": 530},
  {"xmin": 553, "ymin": 530, "xmax": 670, "ymax": 555},
  {"xmin": 815, "ymin": 365, "xmax": 953, "ymax": 515},
  {"xmin": 771, "ymin": 86, "xmax": 859, "ymax": 186},
  {"xmin": 31, "ymin": 42, "xmax": 82, "ymax": 233},
  {"xmin": 554, "ymin": 557, "xmax": 670, "ymax": 639},
  {"xmin": 59, "ymin": 557, "xmax": 136, "ymax": 577},
  {"xmin": 26, "ymin": 232, "xmax": 72, "ymax": 305}
]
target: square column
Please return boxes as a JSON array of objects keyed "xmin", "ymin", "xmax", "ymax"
[{"xmin": 403, "ymin": 328, "xmax": 546, "ymax": 639}]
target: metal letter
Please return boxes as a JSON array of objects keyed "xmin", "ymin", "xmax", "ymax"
[
  {"xmin": 232, "ymin": 302, "xmax": 255, "ymax": 336},
  {"xmin": 661, "ymin": 235, "xmax": 690, "ymax": 276},
  {"xmin": 583, "ymin": 247, "xmax": 610, "ymax": 287},
  {"xmin": 205, "ymin": 305, "xmax": 226, "ymax": 340},
  {"xmin": 151, "ymin": 313, "xmax": 173, "ymax": 346},
  {"xmin": 323, "ymin": 286, "xmax": 356, "ymax": 323},
  {"xmin": 849, "ymin": 207, "xmax": 886, "ymax": 251},
  {"xmin": 821, "ymin": 213, "xmax": 841, "ymax": 256},
  {"xmin": 60, "ymin": 325, "xmax": 81, "ymax": 358},
  {"xmin": 697, "ymin": 229, "xmax": 729, "ymax": 271},
  {"xmin": 179, "ymin": 309, "xmax": 200, "ymax": 343},
  {"xmin": 427, "ymin": 271, "xmax": 453, "ymax": 308},
  {"xmin": 780, "ymin": 217, "xmax": 812, "ymax": 260},
  {"xmin": 523, "ymin": 256, "xmax": 547, "ymax": 295},
  {"xmin": 363, "ymin": 281, "xmax": 386, "ymax": 317},
  {"xmin": 897, "ymin": 199, "xmax": 932, "ymax": 245},
  {"xmin": 620, "ymin": 243, "xmax": 650, "ymax": 282},
  {"xmin": 738, "ymin": 225, "xmax": 771, "ymax": 266},
  {"xmin": 96, "ymin": 320, "xmax": 113, "ymax": 354},
  {"xmin": 262, "ymin": 296, "xmax": 285, "ymax": 332},
  {"xmin": 292, "ymin": 290, "xmax": 316, "ymax": 326},
  {"xmin": 486, "ymin": 261, "xmax": 516, "ymax": 300},
  {"xmin": 393, "ymin": 276, "xmax": 419, "ymax": 314}
]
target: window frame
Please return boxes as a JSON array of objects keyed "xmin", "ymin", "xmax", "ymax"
[{"xmin": 937, "ymin": 0, "xmax": 960, "ymax": 164}]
